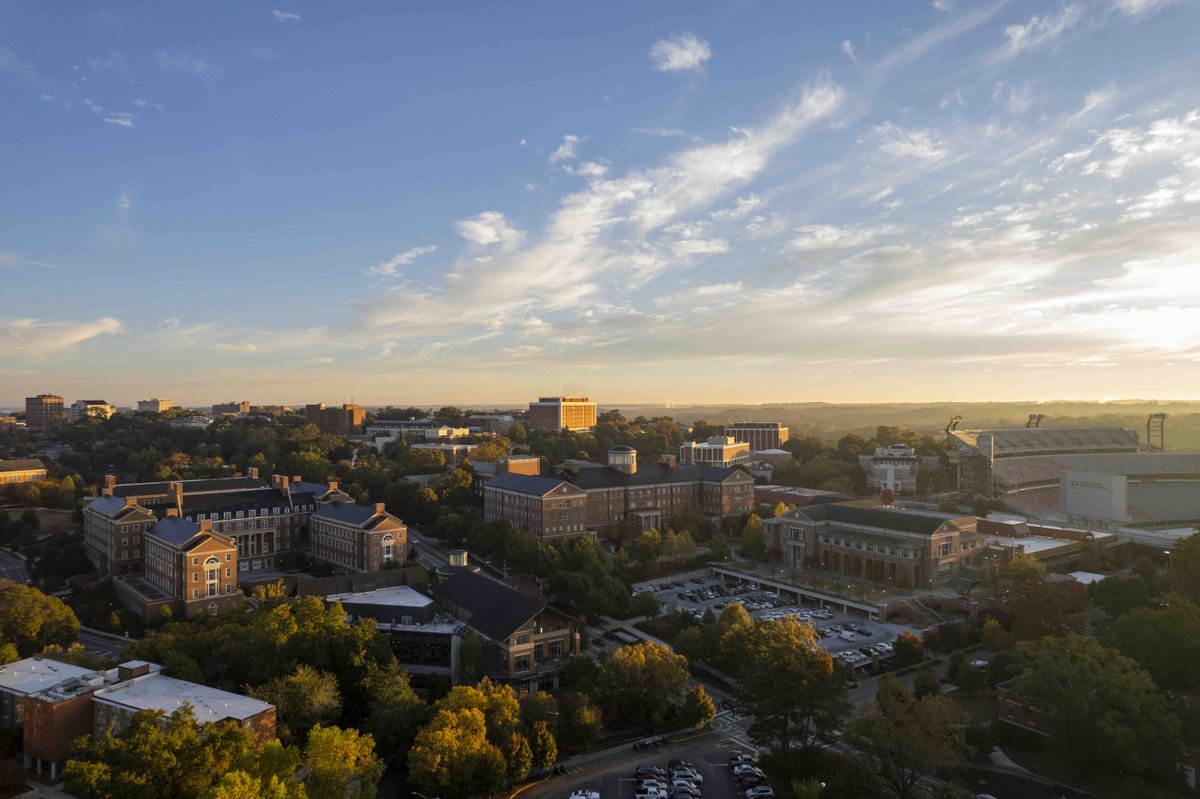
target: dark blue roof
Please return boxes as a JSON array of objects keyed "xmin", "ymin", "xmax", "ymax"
[
  {"xmin": 313, "ymin": 501, "xmax": 381, "ymax": 526},
  {"xmin": 148, "ymin": 517, "xmax": 203, "ymax": 547},
  {"xmin": 486, "ymin": 473, "xmax": 577, "ymax": 496},
  {"xmin": 561, "ymin": 462, "xmax": 749, "ymax": 489}
]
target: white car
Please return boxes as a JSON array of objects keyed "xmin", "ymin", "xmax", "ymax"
[
  {"xmin": 670, "ymin": 770, "xmax": 703, "ymax": 784},
  {"xmin": 732, "ymin": 765, "xmax": 764, "ymax": 777},
  {"xmin": 569, "ymin": 792, "xmax": 600, "ymax": 799},
  {"xmin": 744, "ymin": 788, "xmax": 775, "ymax": 799}
]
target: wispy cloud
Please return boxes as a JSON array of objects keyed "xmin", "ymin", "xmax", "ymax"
[
  {"xmin": 993, "ymin": 5, "xmax": 1084, "ymax": 62},
  {"xmin": 0, "ymin": 252, "xmax": 56, "ymax": 270},
  {"xmin": 132, "ymin": 98, "xmax": 165, "ymax": 112},
  {"xmin": 103, "ymin": 115, "xmax": 136, "ymax": 128},
  {"xmin": 549, "ymin": 134, "xmax": 580, "ymax": 163},
  {"xmin": 272, "ymin": 10, "xmax": 301, "ymax": 22},
  {"xmin": 212, "ymin": 342, "xmax": 258, "ymax": 353},
  {"xmin": 650, "ymin": 33, "xmax": 712, "ymax": 73},
  {"xmin": 455, "ymin": 211, "xmax": 525, "ymax": 249},
  {"xmin": 788, "ymin": 224, "xmax": 901, "ymax": 251},
  {"xmin": 367, "ymin": 245, "xmax": 438, "ymax": 277},
  {"xmin": 873, "ymin": 122, "xmax": 948, "ymax": 161},
  {"xmin": 1110, "ymin": 0, "xmax": 1180, "ymax": 18},
  {"xmin": 0, "ymin": 317, "xmax": 122, "ymax": 357},
  {"xmin": 633, "ymin": 127, "xmax": 691, "ymax": 138},
  {"xmin": 872, "ymin": 2, "xmax": 1005, "ymax": 75},
  {"xmin": 841, "ymin": 40, "xmax": 857, "ymax": 63},
  {"xmin": 158, "ymin": 51, "xmax": 213, "ymax": 75},
  {"xmin": 932, "ymin": 0, "xmax": 955, "ymax": 10}
]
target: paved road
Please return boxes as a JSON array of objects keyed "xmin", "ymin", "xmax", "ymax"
[
  {"xmin": 0, "ymin": 549, "xmax": 30, "ymax": 583},
  {"xmin": 77, "ymin": 627, "xmax": 131, "ymax": 659}
]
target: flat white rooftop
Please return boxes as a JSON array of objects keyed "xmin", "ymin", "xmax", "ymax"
[
  {"xmin": 94, "ymin": 674, "xmax": 272, "ymax": 721},
  {"xmin": 985, "ymin": 534, "xmax": 1074, "ymax": 554},
  {"xmin": 0, "ymin": 658, "xmax": 97, "ymax": 697},
  {"xmin": 326, "ymin": 584, "xmax": 433, "ymax": 608}
]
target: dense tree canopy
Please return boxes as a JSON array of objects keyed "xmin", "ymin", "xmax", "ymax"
[
  {"xmin": 1104, "ymin": 595, "xmax": 1200, "ymax": 691},
  {"xmin": 0, "ymin": 580, "xmax": 80, "ymax": 656},
  {"xmin": 1012, "ymin": 634, "xmax": 1180, "ymax": 777}
]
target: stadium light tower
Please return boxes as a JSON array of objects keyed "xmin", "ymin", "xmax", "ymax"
[
  {"xmin": 1146, "ymin": 413, "xmax": 1167, "ymax": 452},
  {"xmin": 1026, "ymin": 414, "xmax": 1044, "ymax": 428}
]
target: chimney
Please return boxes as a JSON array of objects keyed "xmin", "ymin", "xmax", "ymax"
[
  {"xmin": 105, "ymin": 474, "xmax": 117, "ymax": 489},
  {"xmin": 198, "ymin": 519, "xmax": 213, "ymax": 532},
  {"xmin": 102, "ymin": 487, "xmax": 113, "ymax": 497},
  {"xmin": 328, "ymin": 480, "xmax": 339, "ymax": 492},
  {"xmin": 117, "ymin": 662, "xmax": 150, "ymax": 681},
  {"xmin": 166, "ymin": 508, "xmax": 179, "ymax": 518},
  {"xmin": 375, "ymin": 502, "xmax": 386, "ymax": 514},
  {"xmin": 247, "ymin": 467, "xmax": 259, "ymax": 480},
  {"xmin": 293, "ymin": 475, "xmax": 302, "ymax": 484},
  {"xmin": 124, "ymin": 496, "xmax": 138, "ymax": 507},
  {"xmin": 565, "ymin": 460, "xmax": 580, "ymax": 475},
  {"xmin": 660, "ymin": 454, "xmax": 677, "ymax": 468},
  {"xmin": 169, "ymin": 481, "xmax": 183, "ymax": 512}
]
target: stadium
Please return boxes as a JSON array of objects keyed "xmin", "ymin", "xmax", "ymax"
[{"xmin": 947, "ymin": 423, "xmax": 1200, "ymax": 532}]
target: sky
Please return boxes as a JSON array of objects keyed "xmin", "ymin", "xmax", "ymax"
[{"xmin": 2, "ymin": 0, "xmax": 1199, "ymax": 408}]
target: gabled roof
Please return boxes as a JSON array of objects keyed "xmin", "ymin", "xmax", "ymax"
[
  {"xmin": 146, "ymin": 517, "xmax": 206, "ymax": 547},
  {"xmin": 435, "ymin": 568, "xmax": 544, "ymax": 640},
  {"xmin": 107, "ymin": 476, "xmax": 265, "ymax": 498},
  {"xmin": 85, "ymin": 495, "xmax": 156, "ymax": 519},
  {"xmin": 0, "ymin": 458, "xmax": 46, "ymax": 473},
  {"xmin": 792, "ymin": 503, "xmax": 957, "ymax": 535},
  {"xmin": 560, "ymin": 462, "xmax": 750, "ymax": 490},
  {"xmin": 485, "ymin": 473, "xmax": 580, "ymax": 496},
  {"xmin": 313, "ymin": 501, "xmax": 399, "ymax": 529}
]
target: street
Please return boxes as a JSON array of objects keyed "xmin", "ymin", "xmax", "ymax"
[
  {"xmin": 77, "ymin": 627, "xmax": 131, "ymax": 659},
  {"xmin": 0, "ymin": 549, "xmax": 30, "ymax": 583}
]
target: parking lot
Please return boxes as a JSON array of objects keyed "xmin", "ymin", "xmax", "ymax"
[
  {"xmin": 636, "ymin": 575, "xmax": 920, "ymax": 671},
  {"xmin": 540, "ymin": 736, "xmax": 761, "ymax": 799}
]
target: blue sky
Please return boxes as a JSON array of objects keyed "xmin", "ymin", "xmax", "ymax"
[{"xmin": 2, "ymin": 0, "xmax": 1199, "ymax": 407}]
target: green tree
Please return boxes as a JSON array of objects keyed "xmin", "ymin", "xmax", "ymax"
[
  {"xmin": 739, "ymin": 514, "xmax": 765, "ymax": 558},
  {"xmin": 408, "ymin": 707, "xmax": 507, "ymax": 799},
  {"xmin": 0, "ymin": 580, "xmax": 80, "ymax": 656},
  {"xmin": 632, "ymin": 590, "xmax": 662, "ymax": 619},
  {"xmin": 681, "ymin": 685, "xmax": 716, "ymax": 728},
  {"xmin": 844, "ymin": 676, "xmax": 971, "ymax": 799},
  {"xmin": 598, "ymin": 642, "xmax": 692, "ymax": 728},
  {"xmin": 359, "ymin": 670, "xmax": 428, "ymax": 756},
  {"xmin": 205, "ymin": 772, "xmax": 307, "ymax": 799},
  {"xmin": 892, "ymin": 630, "xmax": 924, "ymax": 667},
  {"xmin": 530, "ymin": 721, "xmax": 557, "ymax": 770},
  {"xmin": 252, "ymin": 665, "xmax": 342, "ymax": 746},
  {"xmin": 303, "ymin": 724, "xmax": 384, "ymax": 799},
  {"xmin": 1004, "ymin": 552, "xmax": 1046, "ymax": 584},
  {"xmin": 1093, "ymin": 575, "xmax": 1150, "ymax": 616},
  {"xmin": 1009, "ymin": 581, "xmax": 1087, "ymax": 641},
  {"xmin": 733, "ymin": 618, "xmax": 849, "ymax": 751},
  {"xmin": 1169, "ymin": 535, "xmax": 1200, "ymax": 600},
  {"xmin": 408, "ymin": 488, "xmax": 441, "ymax": 525},
  {"xmin": 1104, "ymin": 595, "xmax": 1200, "ymax": 691},
  {"xmin": 913, "ymin": 666, "xmax": 940, "ymax": 699},
  {"xmin": 519, "ymin": 691, "xmax": 558, "ymax": 731},
  {"xmin": 1012, "ymin": 634, "xmax": 1180, "ymax": 777},
  {"xmin": 558, "ymin": 693, "xmax": 603, "ymax": 750}
]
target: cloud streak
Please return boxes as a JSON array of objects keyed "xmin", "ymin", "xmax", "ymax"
[{"xmin": 650, "ymin": 33, "xmax": 712, "ymax": 72}]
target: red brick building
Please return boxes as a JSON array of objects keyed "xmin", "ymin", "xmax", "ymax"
[
  {"xmin": 528, "ymin": 396, "xmax": 597, "ymax": 432},
  {"xmin": 309, "ymin": 502, "xmax": 408, "ymax": 572},
  {"xmin": 483, "ymin": 474, "xmax": 589, "ymax": 539}
]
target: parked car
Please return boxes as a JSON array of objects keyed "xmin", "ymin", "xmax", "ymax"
[
  {"xmin": 635, "ymin": 789, "xmax": 667, "ymax": 799},
  {"xmin": 636, "ymin": 767, "xmax": 666, "ymax": 777},
  {"xmin": 569, "ymin": 791, "xmax": 600, "ymax": 799},
  {"xmin": 668, "ymin": 760, "xmax": 695, "ymax": 770},
  {"xmin": 732, "ymin": 765, "xmax": 765, "ymax": 777},
  {"xmin": 736, "ymin": 776, "xmax": 769, "ymax": 789},
  {"xmin": 671, "ymin": 769, "xmax": 703, "ymax": 784},
  {"xmin": 744, "ymin": 787, "xmax": 775, "ymax": 799},
  {"xmin": 838, "ymin": 630, "xmax": 857, "ymax": 642},
  {"xmin": 728, "ymin": 754, "xmax": 758, "ymax": 766}
]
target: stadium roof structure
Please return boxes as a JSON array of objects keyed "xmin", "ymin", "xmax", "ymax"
[{"xmin": 948, "ymin": 426, "xmax": 1140, "ymax": 458}]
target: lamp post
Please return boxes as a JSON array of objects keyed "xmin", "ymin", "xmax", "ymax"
[{"xmin": 1165, "ymin": 549, "xmax": 1173, "ymax": 572}]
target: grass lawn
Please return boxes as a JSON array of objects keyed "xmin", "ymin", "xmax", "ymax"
[{"xmin": 32, "ymin": 508, "xmax": 76, "ymax": 535}]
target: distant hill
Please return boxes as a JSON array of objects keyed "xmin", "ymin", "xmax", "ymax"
[{"xmin": 600, "ymin": 401, "xmax": 1200, "ymax": 452}]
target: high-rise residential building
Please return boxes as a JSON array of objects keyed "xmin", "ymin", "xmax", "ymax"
[
  {"xmin": 305, "ymin": 402, "xmax": 366, "ymax": 436},
  {"xmin": 679, "ymin": 436, "xmax": 751, "ymax": 467},
  {"xmin": 68, "ymin": 400, "xmax": 117, "ymax": 421},
  {"xmin": 24, "ymin": 395, "xmax": 63, "ymax": 430},
  {"xmin": 212, "ymin": 401, "xmax": 250, "ymax": 416},
  {"xmin": 137, "ymin": 398, "xmax": 176, "ymax": 413},
  {"xmin": 725, "ymin": 422, "xmax": 790, "ymax": 451},
  {"xmin": 528, "ymin": 396, "xmax": 597, "ymax": 432}
]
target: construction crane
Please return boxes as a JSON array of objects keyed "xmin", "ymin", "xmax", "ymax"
[
  {"xmin": 1026, "ymin": 414, "xmax": 1044, "ymax": 428},
  {"xmin": 945, "ymin": 416, "xmax": 962, "ymax": 435}
]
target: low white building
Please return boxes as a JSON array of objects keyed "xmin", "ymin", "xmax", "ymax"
[{"xmin": 679, "ymin": 436, "xmax": 750, "ymax": 467}]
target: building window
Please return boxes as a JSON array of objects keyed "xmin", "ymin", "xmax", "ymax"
[
  {"xmin": 513, "ymin": 655, "xmax": 531, "ymax": 673},
  {"xmin": 515, "ymin": 634, "xmax": 530, "ymax": 645}
]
